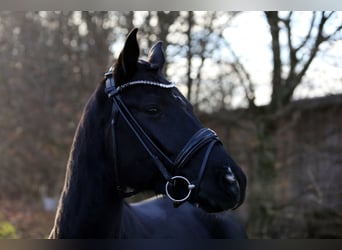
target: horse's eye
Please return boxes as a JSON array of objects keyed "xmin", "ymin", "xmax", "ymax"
[{"xmin": 145, "ymin": 106, "xmax": 161, "ymax": 115}]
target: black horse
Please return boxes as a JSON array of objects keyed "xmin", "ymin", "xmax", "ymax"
[{"xmin": 49, "ymin": 28, "xmax": 247, "ymax": 238}]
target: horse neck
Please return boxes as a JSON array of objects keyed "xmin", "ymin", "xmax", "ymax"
[{"xmin": 50, "ymin": 91, "xmax": 126, "ymax": 238}]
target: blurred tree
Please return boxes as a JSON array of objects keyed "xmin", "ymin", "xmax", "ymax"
[
  {"xmin": 164, "ymin": 11, "xmax": 239, "ymax": 110},
  {"xmin": 0, "ymin": 11, "xmax": 120, "ymax": 199},
  {"xmin": 233, "ymin": 11, "xmax": 342, "ymax": 237}
]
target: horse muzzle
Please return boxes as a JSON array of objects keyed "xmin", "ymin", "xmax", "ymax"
[{"xmin": 191, "ymin": 163, "xmax": 246, "ymax": 213}]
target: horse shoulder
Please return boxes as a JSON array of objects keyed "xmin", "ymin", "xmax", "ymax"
[{"xmin": 122, "ymin": 196, "xmax": 223, "ymax": 238}]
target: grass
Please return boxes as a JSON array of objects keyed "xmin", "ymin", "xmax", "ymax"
[
  {"xmin": 0, "ymin": 220, "xmax": 18, "ymax": 239},
  {"xmin": 0, "ymin": 199, "xmax": 55, "ymax": 239}
]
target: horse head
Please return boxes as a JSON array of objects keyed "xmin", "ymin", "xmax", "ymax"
[{"xmin": 103, "ymin": 28, "xmax": 247, "ymax": 213}]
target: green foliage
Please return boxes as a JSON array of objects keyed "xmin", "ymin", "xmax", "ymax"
[{"xmin": 0, "ymin": 218, "xmax": 18, "ymax": 239}]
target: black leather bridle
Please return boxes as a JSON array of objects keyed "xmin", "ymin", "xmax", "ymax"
[{"xmin": 104, "ymin": 69, "xmax": 220, "ymax": 205}]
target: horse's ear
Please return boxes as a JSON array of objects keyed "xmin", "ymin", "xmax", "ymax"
[
  {"xmin": 147, "ymin": 41, "xmax": 165, "ymax": 72},
  {"xmin": 114, "ymin": 28, "xmax": 140, "ymax": 84}
]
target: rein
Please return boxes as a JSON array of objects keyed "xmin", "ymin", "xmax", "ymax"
[{"xmin": 104, "ymin": 70, "xmax": 220, "ymax": 205}]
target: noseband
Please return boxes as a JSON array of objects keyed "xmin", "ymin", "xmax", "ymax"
[{"xmin": 104, "ymin": 70, "xmax": 220, "ymax": 205}]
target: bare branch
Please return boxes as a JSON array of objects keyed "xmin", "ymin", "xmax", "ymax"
[
  {"xmin": 295, "ymin": 12, "xmax": 317, "ymax": 53},
  {"xmin": 275, "ymin": 11, "xmax": 342, "ymax": 106},
  {"xmin": 323, "ymin": 12, "xmax": 342, "ymax": 41},
  {"xmin": 222, "ymin": 37, "xmax": 256, "ymax": 109},
  {"xmin": 293, "ymin": 12, "xmax": 333, "ymax": 86},
  {"xmin": 280, "ymin": 12, "xmax": 298, "ymax": 87},
  {"xmin": 265, "ymin": 11, "xmax": 283, "ymax": 110}
]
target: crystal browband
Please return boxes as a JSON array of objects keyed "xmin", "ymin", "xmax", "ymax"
[
  {"xmin": 105, "ymin": 73, "xmax": 176, "ymax": 97},
  {"xmin": 117, "ymin": 80, "xmax": 176, "ymax": 92}
]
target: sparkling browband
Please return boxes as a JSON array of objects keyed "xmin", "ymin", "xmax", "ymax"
[
  {"xmin": 105, "ymin": 74, "xmax": 176, "ymax": 97},
  {"xmin": 117, "ymin": 80, "xmax": 176, "ymax": 92}
]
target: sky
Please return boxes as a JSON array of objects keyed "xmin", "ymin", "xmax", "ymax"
[
  {"xmin": 111, "ymin": 11, "xmax": 342, "ymax": 108},
  {"xmin": 222, "ymin": 11, "xmax": 342, "ymax": 106}
]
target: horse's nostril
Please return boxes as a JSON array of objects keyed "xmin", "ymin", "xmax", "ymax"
[
  {"xmin": 224, "ymin": 167, "xmax": 237, "ymax": 184},
  {"xmin": 217, "ymin": 165, "xmax": 242, "ymax": 210}
]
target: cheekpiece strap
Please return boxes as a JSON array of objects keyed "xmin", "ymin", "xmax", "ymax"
[{"xmin": 104, "ymin": 71, "xmax": 117, "ymax": 98}]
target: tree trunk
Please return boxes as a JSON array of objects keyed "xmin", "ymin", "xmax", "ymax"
[
  {"xmin": 186, "ymin": 11, "xmax": 194, "ymax": 102},
  {"xmin": 247, "ymin": 109, "xmax": 277, "ymax": 238}
]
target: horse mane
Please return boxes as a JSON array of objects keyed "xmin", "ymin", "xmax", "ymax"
[
  {"xmin": 65, "ymin": 80, "xmax": 111, "ymax": 186},
  {"xmin": 50, "ymin": 80, "xmax": 121, "ymax": 238}
]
